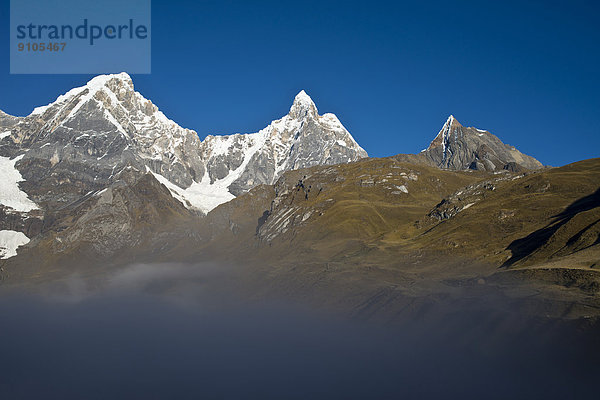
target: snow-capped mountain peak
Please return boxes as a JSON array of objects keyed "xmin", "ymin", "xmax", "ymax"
[
  {"xmin": 194, "ymin": 89, "xmax": 367, "ymax": 205},
  {"xmin": 1, "ymin": 75, "xmax": 368, "ymax": 217},
  {"xmin": 26, "ymin": 72, "xmax": 185, "ymax": 139},
  {"xmin": 289, "ymin": 90, "xmax": 318, "ymax": 119},
  {"xmin": 29, "ymin": 72, "xmax": 134, "ymax": 117}
]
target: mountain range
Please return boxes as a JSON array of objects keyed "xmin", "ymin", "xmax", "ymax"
[
  {"xmin": 1, "ymin": 73, "xmax": 598, "ymax": 323},
  {"xmin": 1, "ymin": 73, "xmax": 366, "ymax": 214}
]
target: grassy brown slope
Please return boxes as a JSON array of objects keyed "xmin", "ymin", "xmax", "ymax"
[
  {"xmin": 184, "ymin": 157, "xmax": 600, "ymax": 319},
  {"xmin": 193, "ymin": 157, "xmax": 600, "ymax": 274},
  {"xmin": 217, "ymin": 157, "xmax": 485, "ymax": 262},
  {"xmin": 178, "ymin": 158, "xmax": 494, "ymax": 309},
  {"xmin": 412, "ymin": 158, "xmax": 600, "ymax": 268},
  {"xmin": 3, "ymin": 155, "xmax": 599, "ymax": 320}
]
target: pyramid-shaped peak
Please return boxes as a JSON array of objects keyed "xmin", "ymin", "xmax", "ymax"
[
  {"xmin": 289, "ymin": 90, "xmax": 318, "ymax": 119},
  {"xmin": 430, "ymin": 115, "xmax": 463, "ymax": 142},
  {"xmin": 294, "ymin": 90, "xmax": 313, "ymax": 103},
  {"xmin": 443, "ymin": 115, "xmax": 462, "ymax": 129}
]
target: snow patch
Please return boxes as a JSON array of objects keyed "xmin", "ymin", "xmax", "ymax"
[
  {"xmin": 0, "ymin": 130, "xmax": 11, "ymax": 140},
  {"xmin": 148, "ymin": 167, "xmax": 238, "ymax": 215},
  {"xmin": 0, "ymin": 155, "xmax": 39, "ymax": 212},
  {"xmin": 0, "ymin": 230, "xmax": 30, "ymax": 259},
  {"xmin": 153, "ymin": 120, "xmax": 280, "ymax": 213}
]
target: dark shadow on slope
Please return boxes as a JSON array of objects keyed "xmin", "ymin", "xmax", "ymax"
[
  {"xmin": 565, "ymin": 219, "xmax": 600, "ymax": 248},
  {"xmin": 256, "ymin": 210, "xmax": 270, "ymax": 235},
  {"xmin": 501, "ymin": 188, "xmax": 600, "ymax": 268}
]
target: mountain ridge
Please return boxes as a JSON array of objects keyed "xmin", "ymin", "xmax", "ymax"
[{"xmin": 0, "ymin": 73, "xmax": 367, "ymax": 214}]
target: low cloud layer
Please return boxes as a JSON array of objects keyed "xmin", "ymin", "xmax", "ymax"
[{"xmin": 1, "ymin": 262, "xmax": 599, "ymax": 399}]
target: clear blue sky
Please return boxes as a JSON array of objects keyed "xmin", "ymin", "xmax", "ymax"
[{"xmin": 1, "ymin": 0, "xmax": 599, "ymax": 166}]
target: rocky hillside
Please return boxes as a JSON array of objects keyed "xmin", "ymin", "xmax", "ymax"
[
  {"xmin": 187, "ymin": 157, "xmax": 599, "ymax": 319},
  {"xmin": 194, "ymin": 157, "xmax": 597, "ymax": 269}
]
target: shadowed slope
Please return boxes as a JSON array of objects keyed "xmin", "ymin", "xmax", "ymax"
[{"xmin": 502, "ymin": 188, "xmax": 600, "ymax": 267}]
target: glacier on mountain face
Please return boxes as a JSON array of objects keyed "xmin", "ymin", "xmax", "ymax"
[
  {"xmin": 0, "ymin": 155, "xmax": 39, "ymax": 213},
  {"xmin": 0, "ymin": 230, "xmax": 30, "ymax": 259}
]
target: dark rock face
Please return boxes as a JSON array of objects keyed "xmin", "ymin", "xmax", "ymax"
[
  {"xmin": 503, "ymin": 161, "xmax": 526, "ymax": 173},
  {"xmin": 422, "ymin": 115, "xmax": 543, "ymax": 171},
  {"xmin": 0, "ymin": 207, "xmax": 43, "ymax": 238},
  {"xmin": 42, "ymin": 170, "xmax": 194, "ymax": 258}
]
